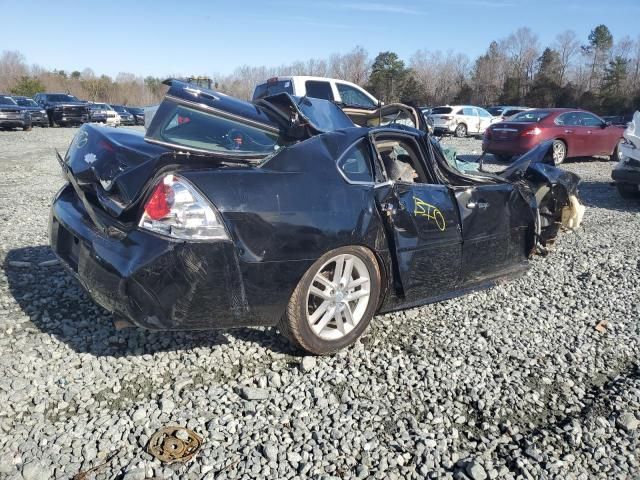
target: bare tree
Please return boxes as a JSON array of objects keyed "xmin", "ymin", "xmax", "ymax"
[{"xmin": 554, "ymin": 30, "xmax": 580, "ymax": 85}]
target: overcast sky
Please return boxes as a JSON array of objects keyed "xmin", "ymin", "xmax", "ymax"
[{"xmin": 3, "ymin": 0, "xmax": 639, "ymax": 78}]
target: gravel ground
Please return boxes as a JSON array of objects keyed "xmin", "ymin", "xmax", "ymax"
[{"xmin": 0, "ymin": 127, "xmax": 638, "ymax": 480}]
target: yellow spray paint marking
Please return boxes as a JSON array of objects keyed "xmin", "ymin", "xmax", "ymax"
[{"xmin": 413, "ymin": 196, "xmax": 446, "ymax": 231}]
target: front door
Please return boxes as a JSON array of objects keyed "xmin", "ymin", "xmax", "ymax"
[
  {"xmin": 372, "ymin": 132, "xmax": 463, "ymax": 304},
  {"xmin": 454, "ymin": 183, "xmax": 529, "ymax": 285},
  {"xmin": 376, "ymin": 182, "xmax": 462, "ymax": 303}
]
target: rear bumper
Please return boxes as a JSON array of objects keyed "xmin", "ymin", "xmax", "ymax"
[
  {"xmin": 49, "ymin": 185, "xmax": 308, "ymax": 330},
  {"xmin": 0, "ymin": 119, "xmax": 28, "ymax": 128},
  {"xmin": 483, "ymin": 137, "xmax": 538, "ymax": 156}
]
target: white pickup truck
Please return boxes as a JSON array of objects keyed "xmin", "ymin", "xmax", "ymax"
[{"xmin": 252, "ymin": 76, "xmax": 380, "ymax": 108}]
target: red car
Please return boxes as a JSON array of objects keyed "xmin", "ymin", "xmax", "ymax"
[{"xmin": 483, "ymin": 108, "xmax": 626, "ymax": 164}]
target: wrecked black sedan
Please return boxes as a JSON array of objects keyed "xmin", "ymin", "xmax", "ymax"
[{"xmin": 49, "ymin": 79, "xmax": 584, "ymax": 354}]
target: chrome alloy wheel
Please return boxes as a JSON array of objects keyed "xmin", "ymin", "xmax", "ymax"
[
  {"xmin": 552, "ymin": 141, "xmax": 566, "ymax": 165},
  {"xmin": 306, "ymin": 253, "xmax": 371, "ymax": 341}
]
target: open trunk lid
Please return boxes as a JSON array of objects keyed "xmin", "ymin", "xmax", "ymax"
[{"xmin": 62, "ymin": 124, "xmax": 174, "ymax": 219}]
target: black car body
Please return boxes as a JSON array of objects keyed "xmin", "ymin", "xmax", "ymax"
[
  {"xmin": 0, "ymin": 95, "xmax": 32, "ymax": 130},
  {"xmin": 11, "ymin": 96, "xmax": 48, "ymax": 127},
  {"xmin": 125, "ymin": 106, "xmax": 145, "ymax": 125},
  {"xmin": 34, "ymin": 92, "xmax": 89, "ymax": 127},
  {"xmin": 49, "ymin": 80, "xmax": 584, "ymax": 354},
  {"xmin": 111, "ymin": 105, "xmax": 135, "ymax": 125}
]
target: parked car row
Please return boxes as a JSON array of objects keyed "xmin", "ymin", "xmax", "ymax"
[{"xmin": 0, "ymin": 92, "xmax": 145, "ymax": 131}]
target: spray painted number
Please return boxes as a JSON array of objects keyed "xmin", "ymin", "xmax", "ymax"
[{"xmin": 413, "ymin": 196, "xmax": 446, "ymax": 231}]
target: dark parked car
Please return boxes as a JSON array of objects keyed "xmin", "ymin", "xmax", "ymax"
[
  {"xmin": 34, "ymin": 92, "xmax": 89, "ymax": 127},
  {"xmin": 111, "ymin": 105, "xmax": 135, "ymax": 125},
  {"xmin": 49, "ymin": 79, "xmax": 583, "ymax": 354},
  {"xmin": 125, "ymin": 106, "xmax": 145, "ymax": 125},
  {"xmin": 483, "ymin": 108, "xmax": 626, "ymax": 164},
  {"xmin": 602, "ymin": 114, "xmax": 633, "ymax": 127},
  {"xmin": 11, "ymin": 96, "xmax": 48, "ymax": 127},
  {"xmin": 0, "ymin": 95, "xmax": 31, "ymax": 131}
]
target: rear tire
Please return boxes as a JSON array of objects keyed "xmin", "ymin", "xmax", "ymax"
[
  {"xmin": 278, "ymin": 246, "xmax": 381, "ymax": 355},
  {"xmin": 454, "ymin": 123, "xmax": 467, "ymax": 138},
  {"xmin": 549, "ymin": 139, "xmax": 567, "ymax": 165},
  {"xmin": 616, "ymin": 182, "xmax": 640, "ymax": 199}
]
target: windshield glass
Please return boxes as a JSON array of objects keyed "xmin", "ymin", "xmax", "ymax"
[
  {"xmin": 15, "ymin": 98, "xmax": 38, "ymax": 107},
  {"xmin": 90, "ymin": 104, "xmax": 106, "ymax": 110},
  {"xmin": 486, "ymin": 107, "xmax": 504, "ymax": 116},
  {"xmin": 511, "ymin": 110, "xmax": 550, "ymax": 122},
  {"xmin": 46, "ymin": 94, "xmax": 80, "ymax": 103},
  {"xmin": 430, "ymin": 107, "xmax": 453, "ymax": 115},
  {"xmin": 148, "ymin": 101, "xmax": 283, "ymax": 158},
  {"xmin": 0, "ymin": 96, "xmax": 18, "ymax": 105},
  {"xmin": 112, "ymin": 105, "xmax": 127, "ymax": 112},
  {"xmin": 127, "ymin": 107, "xmax": 143, "ymax": 114}
]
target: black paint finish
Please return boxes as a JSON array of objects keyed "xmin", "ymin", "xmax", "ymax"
[{"xmin": 48, "ymin": 83, "xmax": 581, "ymax": 332}]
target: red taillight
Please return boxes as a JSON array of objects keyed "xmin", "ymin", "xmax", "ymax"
[
  {"xmin": 98, "ymin": 139, "xmax": 114, "ymax": 152},
  {"xmin": 144, "ymin": 180, "xmax": 173, "ymax": 220},
  {"xmin": 521, "ymin": 127, "xmax": 542, "ymax": 136}
]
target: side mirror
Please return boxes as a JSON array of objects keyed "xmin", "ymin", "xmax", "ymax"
[{"xmin": 602, "ymin": 121, "xmax": 611, "ymax": 128}]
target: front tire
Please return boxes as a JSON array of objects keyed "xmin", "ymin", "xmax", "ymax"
[
  {"xmin": 279, "ymin": 246, "xmax": 381, "ymax": 355},
  {"xmin": 454, "ymin": 123, "xmax": 467, "ymax": 138}
]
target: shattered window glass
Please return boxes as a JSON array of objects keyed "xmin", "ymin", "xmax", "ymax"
[{"xmin": 156, "ymin": 103, "xmax": 281, "ymax": 157}]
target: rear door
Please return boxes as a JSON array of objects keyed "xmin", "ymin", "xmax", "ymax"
[
  {"xmin": 304, "ymin": 80, "xmax": 335, "ymax": 101},
  {"xmin": 555, "ymin": 112, "xmax": 584, "ymax": 157},
  {"xmin": 463, "ymin": 107, "xmax": 481, "ymax": 133},
  {"xmin": 372, "ymin": 132, "xmax": 462, "ymax": 302}
]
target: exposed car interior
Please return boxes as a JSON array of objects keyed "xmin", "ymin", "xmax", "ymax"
[{"xmin": 373, "ymin": 137, "xmax": 428, "ymax": 183}]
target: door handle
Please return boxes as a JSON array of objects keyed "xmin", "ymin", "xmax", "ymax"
[
  {"xmin": 564, "ymin": 129, "xmax": 574, "ymax": 134},
  {"xmin": 467, "ymin": 201, "xmax": 489, "ymax": 210}
]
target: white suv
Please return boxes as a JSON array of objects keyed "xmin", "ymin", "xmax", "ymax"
[
  {"xmin": 252, "ymin": 76, "xmax": 379, "ymax": 108},
  {"xmin": 429, "ymin": 105, "xmax": 494, "ymax": 137}
]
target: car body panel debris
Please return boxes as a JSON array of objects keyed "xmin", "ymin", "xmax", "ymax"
[
  {"xmin": 49, "ymin": 79, "xmax": 584, "ymax": 353},
  {"xmin": 147, "ymin": 426, "xmax": 202, "ymax": 464}
]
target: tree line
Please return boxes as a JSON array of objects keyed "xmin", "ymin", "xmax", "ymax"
[{"xmin": 1, "ymin": 24, "xmax": 638, "ymax": 114}]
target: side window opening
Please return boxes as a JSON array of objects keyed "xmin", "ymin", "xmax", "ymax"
[
  {"xmin": 305, "ymin": 81, "xmax": 334, "ymax": 101},
  {"xmin": 374, "ymin": 137, "xmax": 430, "ymax": 184},
  {"xmin": 336, "ymin": 83, "xmax": 376, "ymax": 108},
  {"xmin": 337, "ymin": 140, "xmax": 374, "ymax": 183}
]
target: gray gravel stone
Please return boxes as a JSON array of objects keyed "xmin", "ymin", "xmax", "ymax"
[
  {"xmin": 465, "ymin": 460, "xmax": 488, "ymax": 480},
  {"xmin": 300, "ymin": 356, "xmax": 317, "ymax": 372},
  {"xmin": 239, "ymin": 387, "xmax": 269, "ymax": 400},
  {"xmin": 616, "ymin": 412, "xmax": 638, "ymax": 432},
  {"xmin": 0, "ymin": 130, "xmax": 638, "ymax": 480}
]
